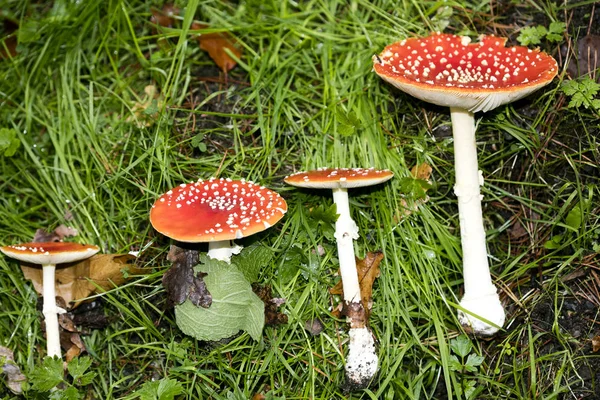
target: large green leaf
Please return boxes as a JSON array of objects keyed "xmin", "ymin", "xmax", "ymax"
[{"xmin": 175, "ymin": 255, "xmax": 264, "ymax": 341}]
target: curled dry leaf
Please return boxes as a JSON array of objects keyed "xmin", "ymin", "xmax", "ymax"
[
  {"xmin": 331, "ymin": 251, "xmax": 384, "ymax": 322},
  {"xmin": 21, "ymin": 254, "xmax": 141, "ymax": 309},
  {"xmin": 0, "ymin": 346, "xmax": 26, "ymax": 394},
  {"xmin": 252, "ymin": 283, "xmax": 288, "ymax": 326},
  {"xmin": 192, "ymin": 22, "xmax": 242, "ymax": 72},
  {"xmin": 55, "ymin": 297, "xmax": 86, "ymax": 362},
  {"xmin": 32, "ymin": 224, "xmax": 78, "ymax": 243},
  {"xmin": 564, "ymin": 35, "xmax": 600, "ymax": 81},
  {"xmin": 164, "ymin": 245, "xmax": 212, "ymax": 308},
  {"xmin": 150, "ymin": 4, "xmax": 180, "ymax": 29},
  {"xmin": 0, "ymin": 19, "xmax": 18, "ymax": 60},
  {"xmin": 592, "ymin": 335, "xmax": 600, "ymax": 353}
]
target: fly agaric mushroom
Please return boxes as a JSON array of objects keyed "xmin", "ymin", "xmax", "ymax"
[
  {"xmin": 284, "ymin": 167, "xmax": 393, "ymax": 389},
  {"xmin": 150, "ymin": 178, "xmax": 287, "ymax": 263},
  {"xmin": 0, "ymin": 242, "xmax": 100, "ymax": 358},
  {"xmin": 373, "ymin": 33, "xmax": 558, "ymax": 335}
]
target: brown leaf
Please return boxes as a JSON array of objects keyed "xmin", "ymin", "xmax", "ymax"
[
  {"xmin": 0, "ymin": 19, "xmax": 18, "ymax": 60},
  {"xmin": 330, "ymin": 251, "xmax": 383, "ymax": 323},
  {"xmin": 163, "ymin": 245, "xmax": 212, "ymax": 308},
  {"xmin": 565, "ymin": 35, "xmax": 600, "ymax": 81},
  {"xmin": 253, "ymin": 284, "xmax": 288, "ymax": 326},
  {"xmin": 192, "ymin": 22, "xmax": 241, "ymax": 72},
  {"xmin": 150, "ymin": 4, "xmax": 180, "ymax": 28},
  {"xmin": 592, "ymin": 335, "xmax": 600, "ymax": 353},
  {"xmin": 0, "ymin": 346, "xmax": 26, "ymax": 394},
  {"xmin": 21, "ymin": 254, "xmax": 141, "ymax": 309},
  {"xmin": 304, "ymin": 318, "xmax": 324, "ymax": 336},
  {"xmin": 411, "ymin": 162, "xmax": 432, "ymax": 181},
  {"xmin": 33, "ymin": 224, "xmax": 78, "ymax": 243}
]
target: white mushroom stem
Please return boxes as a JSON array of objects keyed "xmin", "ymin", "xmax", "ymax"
[
  {"xmin": 451, "ymin": 108, "xmax": 505, "ymax": 335},
  {"xmin": 207, "ymin": 240, "xmax": 242, "ymax": 263},
  {"xmin": 42, "ymin": 264, "xmax": 62, "ymax": 359},
  {"xmin": 331, "ymin": 188, "xmax": 379, "ymax": 388},
  {"xmin": 332, "ymin": 188, "xmax": 361, "ymax": 304}
]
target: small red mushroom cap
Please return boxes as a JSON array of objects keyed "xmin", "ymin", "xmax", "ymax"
[
  {"xmin": 149, "ymin": 178, "xmax": 288, "ymax": 243},
  {"xmin": 373, "ymin": 33, "xmax": 558, "ymax": 113},
  {"xmin": 0, "ymin": 242, "xmax": 100, "ymax": 265},
  {"xmin": 284, "ymin": 167, "xmax": 394, "ymax": 189}
]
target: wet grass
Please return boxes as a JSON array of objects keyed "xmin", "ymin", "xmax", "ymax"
[{"xmin": 1, "ymin": 0, "xmax": 599, "ymax": 399}]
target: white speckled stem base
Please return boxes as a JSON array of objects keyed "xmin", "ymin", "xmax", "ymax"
[
  {"xmin": 345, "ymin": 327, "xmax": 378, "ymax": 390},
  {"xmin": 451, "ymin": 108, "xmax": 505, "ymax": 335}
]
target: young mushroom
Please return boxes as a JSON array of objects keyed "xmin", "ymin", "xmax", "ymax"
[
  {"xmin": 373, "ymin": 33, "xmax": 558, "ymax": 335},
  {"xmin": 150, "ymin": 177, "xmax": 288, "ymax": 263},
  {"xmin": 0, "ymin": 242, "xmax": 100, "ymax": 358},
  {"xmin": 284, "ymin": 167, "xmax": 393, "ymax": 389}
]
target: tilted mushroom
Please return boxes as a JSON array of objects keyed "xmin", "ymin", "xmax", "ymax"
[
  {"xmin": 0, "ymin": 242, "xmax": 100, "ymax": 358},
  {"xmin": 285, "ymin": 167, "xmax": 394, "ymax": 389},
  {"xmin": 150, "ymin": 177, "xmax": 288, "ymax": 263},
  {"xmin": 373, "ymin": 33, "xmax": 558, "ymax": 335}
]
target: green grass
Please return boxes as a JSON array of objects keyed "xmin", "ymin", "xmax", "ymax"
[{"xmin": 1, "ymin": 0, "xmax": 600, "ymax": 399}]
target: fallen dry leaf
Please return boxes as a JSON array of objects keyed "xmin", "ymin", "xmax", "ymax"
[
  {"xmin": 164, "ymin": 245, "xmax": 212, "ymax": 308},
  {"xmin": 593, "ymin": 335, "xmax": 600, "ymax": 352},
  {"xmin": 565, "ymin": 35, "xmax": 600, "ymax": 81},
  {"xmin": 192, "ymin": 22, "xmax": 241, "ymax": 72},
  {"xmin": 55, "ymin": 297, "xmax": 86, "ymax": 362},
  {"xmin": 253, "ymin": 284, "xmax": 288, "ymax": 326},
  {"xmin": 150, "ymin": 4, "xmax": 180, "ymax": 28},
  {"xmin": 411, "ymin": 162, "xmax": 432, "ymax": 180},
  {"xmin": 330, "ymin": 251, "xmax": 383, "ymax": 322},
  {"xmin": 33, "ymin": 224, "xmax": 78, "ymax": 243},
  {"xmin": 21, "ymin": 254, "xmax": 141, "ymax": 309},
  {"xmin": 0, "ymin": 346, "xmax": 26, "ymax": 394},
  {"xmin": 0, "ymin": 19, "xmax": 18, "ymax": 60}
]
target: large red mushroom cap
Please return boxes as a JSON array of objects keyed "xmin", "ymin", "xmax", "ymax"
[
  {"xmin": 284, "ymin": 167, "xmax": 394, "ymax": 189},
  {"xmin": 373, "ymin": 33, "xmax": 558, "ymax": 113},
  {"xmin": 0, "ymin": 242, "xmax": 100, "ymax": 265},
  {"xmin": 150, "ymin": 178, "xmax": 288, "ymax": 243}
]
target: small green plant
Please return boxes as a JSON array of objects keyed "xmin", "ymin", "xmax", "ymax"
[
  {"xmin": 561, "ymin": 78, "xmax": 600, "ymax": 111},
  {"xmin": 449, "ymin": 335, "xmax": 485, "ymax": 399},
  {"xmin": 517, "ymin": 22, "xmax": 566, "ymax": 46},
  {"xmin": 28, "ymin": 356, "xmax": 96, "ymax": 398},
  {"xmin": 0, "ymin": 128, "xmax": 20, "ymax": 157},
  {"xmin": 335, "ymin": 106, "xmax": 360, "ymax": 136},
  {"xmin": 130, "ymin": 378, "xmax": 184, "ymax": 400},
  {"xmin": 544, "ymin": 200, "xmax": 589, "ymax": 250},
  {"xmin": 191, "ymin": 132, "xmax": 208, "ymax": 152}
]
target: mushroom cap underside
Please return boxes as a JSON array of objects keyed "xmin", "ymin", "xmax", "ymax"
[
  {"xmin": 284, "ymin": 167, "xmax": 394, "ymax": 189},
  {"xmin": 0, "ymin": 242, "xmax": 100, "ymax": 265},
  {"xmin": 150, "ymin": 178, "xmax": 288, "ymax": 243},
  {"xmin": 373, "ymin": 33, "xmax": 558, "ymax": 113}
]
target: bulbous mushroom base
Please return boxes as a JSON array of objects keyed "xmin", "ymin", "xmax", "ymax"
[
  {"xmin": 344, "ymin": 327, "xmax": 378, "ymax": 391},
  {"xmin": 458, "ymin": 291, "xmax": 505, "ymax": 337}
]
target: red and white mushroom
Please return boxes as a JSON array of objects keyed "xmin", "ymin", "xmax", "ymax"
[
  {"xmin": 285, "ymin": 167, "xmax": 393, "ymax": 389},
  {"xmin": 0, "ymin": 242, "xmax": 100, "ymax": 358},
  {"xmin": 374, "ymin": 33, "xmax": 558, "ymax": 335},
  {"xmin": 150, "ymin": 178, "xmax": 288, "ymax": 263}
]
